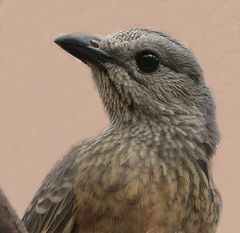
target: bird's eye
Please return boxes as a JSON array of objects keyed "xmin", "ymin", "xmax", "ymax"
[{"xmin": 135, "ymin": 51, "xmax": 159, "ymax": 73}]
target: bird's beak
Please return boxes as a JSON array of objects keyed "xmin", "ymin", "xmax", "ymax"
[{"xmin": 54, "ymin": 33, "xmax": 113, "ymax": 69}]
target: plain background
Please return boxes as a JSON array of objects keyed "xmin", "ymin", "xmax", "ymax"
[{"xmin": 1, "ymin": 0, "xmax": 239, "ymax": 232}]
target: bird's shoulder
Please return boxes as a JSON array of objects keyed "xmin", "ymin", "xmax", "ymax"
[
  {"xmin": 22, "ymin": 144, "xmax": 82, "ymax": 233},
  {"xmin": 22, "ymin": 135, "xmax": 115, "ymax": 232},
  {"xmin": 21, "ymin": 133, "xmax": 131, "ymax": 233}
]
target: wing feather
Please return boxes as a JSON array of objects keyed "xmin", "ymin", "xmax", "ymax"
[{"xmin": 22, "ymin": 147, "xmax": 80, "ymax": 233}]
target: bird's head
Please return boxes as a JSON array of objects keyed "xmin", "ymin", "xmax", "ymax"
[{"xmin": 55, "ymin": 28, "xmax": 218, "ymax": 148}]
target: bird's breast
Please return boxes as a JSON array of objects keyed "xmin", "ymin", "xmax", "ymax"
[
  {"xmin": 72, "ymin": 137, "xmax": 219, "ymax": 233},
  {"xmin": 72, "ymin": 147, "xmax": 170, "ymax": 231}
]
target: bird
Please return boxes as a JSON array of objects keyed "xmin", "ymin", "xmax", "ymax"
[{"xmin": 22, "ymin": 27, "xmax": 221, "ymax": 233}]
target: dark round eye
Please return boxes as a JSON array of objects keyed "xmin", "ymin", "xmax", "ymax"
[{"xmin": 135, "ymin": 51, "xmax": 159, "ymax": 73}]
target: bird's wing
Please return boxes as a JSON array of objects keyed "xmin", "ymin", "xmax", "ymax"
[{"xmin": 22, "ymin": 147, "xmax": 80, "ymax": 233}]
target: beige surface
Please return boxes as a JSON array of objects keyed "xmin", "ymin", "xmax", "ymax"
[{"xmin": 0, "ymin": 0, "xmax": 239, "ymax": 232}]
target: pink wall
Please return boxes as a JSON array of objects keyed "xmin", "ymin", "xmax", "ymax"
[{"xmin": 1, "ymin": 1, "xmax": 239, "ymax": 232}]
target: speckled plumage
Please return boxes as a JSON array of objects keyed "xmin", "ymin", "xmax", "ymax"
[{"xmin": 22, "ymin": 28, "xmax": 221, "ymax": 233}]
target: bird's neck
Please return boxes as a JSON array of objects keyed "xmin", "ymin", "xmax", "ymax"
[{"xmin": 106, "ymin": 113, "xmax": 217, "ymax": 161}]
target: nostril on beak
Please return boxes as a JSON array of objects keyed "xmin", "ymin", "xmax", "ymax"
[{"xmin": 90, "ymin": 40, "xmax": 100, "ymax": 48}]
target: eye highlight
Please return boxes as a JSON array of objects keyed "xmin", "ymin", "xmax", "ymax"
[{"xmin": 135, "ymin": 51, "xmax": 159, "ymax": 73}]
